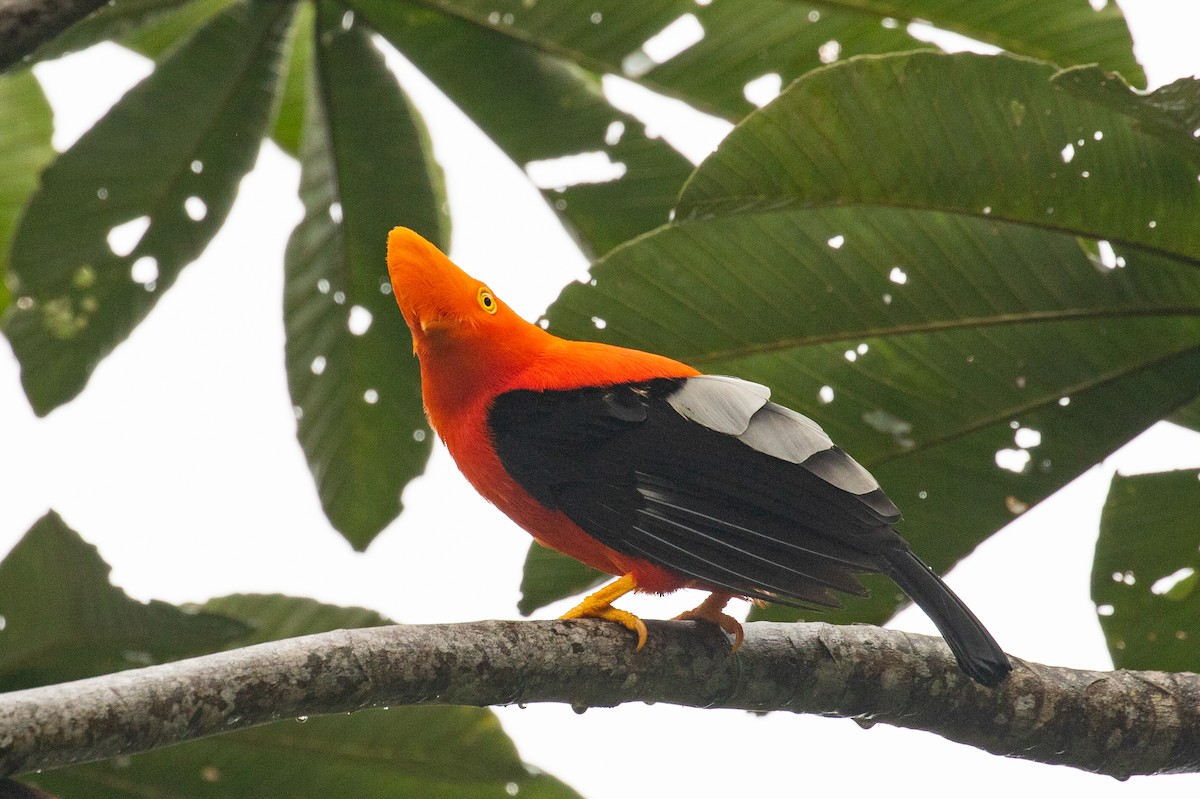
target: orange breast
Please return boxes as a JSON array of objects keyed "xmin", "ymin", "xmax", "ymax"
[{"xmin": 425, "ymin": 338, "xmax": 701, "ymax": 594}]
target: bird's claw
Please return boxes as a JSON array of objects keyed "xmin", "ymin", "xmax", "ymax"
[
  {"xmin": 562, "ymin": 604, "xmax": 648, "ymax": 650},
  {"xmin": 559, "ymin": 573, "xmax": 648, "ymax": 649},
  {"xmin": 674, "ymin": 593, "xmax": 744, "ymax": 652}
]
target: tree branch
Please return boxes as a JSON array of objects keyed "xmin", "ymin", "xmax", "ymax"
[
  {"xmin": 0, "ymin": 0, "xmax": 108, "ymax": 72},
  {"xmin": 1, "ymin": 619, "xmax": 1198, "ymax": 779}
]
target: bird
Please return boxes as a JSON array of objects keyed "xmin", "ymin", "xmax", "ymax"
[{"xmin": 386, "ymin": 226, "xmax": 1012, "ymax": 686}]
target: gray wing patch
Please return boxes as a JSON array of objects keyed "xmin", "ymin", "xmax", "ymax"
[
  {"xmin": 665, "ymin": 375, "xmax": 771, "ymax": 435},
  {"xmin": 737, "ymin": 401, "xmax": 833, "ymax": 465},
  {"xmin": 742, "ymin": 402, "xmax": 881, "ymax": 497},
  {"xmin": 800, "ymin": 446, "xmax": 882, "ymax": 496},
  {"xmin": 667, "ymin": 376, "xmax": 890, "ymax": 504}
]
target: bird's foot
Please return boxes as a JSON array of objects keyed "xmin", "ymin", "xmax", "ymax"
[
  {"xmin": 560, "ymin": 573, "xmax": 648, "ymax": 650},
  {"xmin": 561, "ymin": 604, "xmax": 648, "ymax": 650},
  {"xmin": 674, "ymin": 593, "xmax": 744, "ymax": 652}
]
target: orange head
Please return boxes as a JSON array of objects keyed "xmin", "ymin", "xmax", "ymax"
[
  {"xmin": 388, "ymin": 227, "xmax": 503, "ymax": 348},
  {"xmin": 387, "ymin": 227, "xmax": 553, "ymax": 412}
]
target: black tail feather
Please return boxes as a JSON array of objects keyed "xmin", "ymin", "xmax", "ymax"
[{"xmin": 883, "ymin": 548, "xmax": 1012, "ymax": 686}]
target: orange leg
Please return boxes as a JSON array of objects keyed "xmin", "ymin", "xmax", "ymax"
[
  {"xmin": 674, "ymin": 592, "xmax": 744, "ymax": 651},
  {"xmin": 560, "ymin": 573, "xmax": 648, "ymax": 650}
]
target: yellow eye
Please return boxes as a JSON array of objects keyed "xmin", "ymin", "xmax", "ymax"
[{"xmin": 477, "ymin": 286, "xmax": 498, "ymax": 315}]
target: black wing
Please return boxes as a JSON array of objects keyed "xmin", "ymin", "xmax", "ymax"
[{"xmin": 487, "ymin": 375, "xmax": 905, "ymax": 609}]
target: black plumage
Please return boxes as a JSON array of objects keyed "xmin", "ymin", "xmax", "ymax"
[{"xmin": 488, "ymin": 375, "xmax": 1011, "ymax": 685}]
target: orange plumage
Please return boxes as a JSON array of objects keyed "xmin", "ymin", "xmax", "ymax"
[
  {"xmin": 387, "ymin": 226, "xmax": 1011, "ymax": 685},
  {"xmin": 387, "ymin": 227, "xmax": 695, "ymax": 594}
]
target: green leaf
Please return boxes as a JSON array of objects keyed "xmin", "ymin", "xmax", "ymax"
[
  {"xmin": 284, "ymin": 0, "xmax": 446, "ymax": 549},
  {"xmin": 1092, "ymin": 470, "xmax": 1200, "ymax": 671},
  {"xmin": 350, "ymin": 1, "xmax": 694, "ymax": 258},
  {"xmin": 518, "ymin": 542, "xmax": 607, "ymax": 616},
  {"xmin": 27, "ymin": 0, "xmax": 237, "ymax": 63},
  {"xmin": 1052, "ymin": 67, "xmax": 1200, "ymax": 151},
  {"xmin": 26, "ymin": 594, "xmax": 581, "ymax": 799},
  {"xmin": 0, "ymin": 71, "xmax": 54, "ymax": 316},
  {"xmin": 0, "ymin": 512, "xmax": 248, "ymax": 692},
  {"xmin": 524, "ymin": 54, "xmax": 1200, "ymax": 622},
  {"xmin": 816, "ymin": 0, "xmax": 1144, "ymax": 85},
  {"xmin": 118, "ymin": 0, "xmax": 239, "ymax": 59},
  {"xmin": 677, "ymin": 52, "xmax": 1200, "ymax": 265},
  {"xmin": 0, "ymin": 778, "xmax": 54, "ymax": 798},
  {"xmin": 536, "ymin": 205, "xmax": 1200, "ymax": 624},
  {"xmin": 3, "ymin": 0, "xmax": 294, "ymax": 415},
  {"xmin": 32, "ymin": 0, "xmax": 305, "ymax": 154},
  {"xmin": 24, "ymin": 0, "xmax": 193, "ymax": 61},
  {"xmin": 199, "ymin": 592, "xmax": 392, "ymax": 642},
  {"xmin": 1170, "ymin": 399, "xmax": 1200, "ymax": 435},
  {"xmin": 32, "ymin": 712, "xmax": 581, "ymax": 799},
  {"xmin": 392, "ymin": 0, "xmax": 1140, "ymax": 121},
  {"xmin": 271, "ymin": 0, "xmax": 313, "ymax": 157},
  {"xmin": 395, "ymin": 0, "xmax": 917, "ymax": 121}
]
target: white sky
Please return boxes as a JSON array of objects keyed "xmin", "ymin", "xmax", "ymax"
[{"xmin": 5, "ymin": 1, "xmax": 1200, "ymax": 797}]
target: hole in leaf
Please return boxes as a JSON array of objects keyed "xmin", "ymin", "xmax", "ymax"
[
  {"xmin": 108, "ymin": 216, "xmax": 150, "ymax": 257},
  {"xmin": 348, "ymin": 305, "xmax": 373, "ymax": 336},
  {"xmin": 743, "ymin": 73, "xmax": 782, "ymax": 107},
  {"xmin": 1151, "ymin": 567, "xmax": 1196, "ymax": 599},
  {"xmin": 621, "ymin": 14, "xmax": 704, "ymax": 76},
  {"xmin": 1014, "ymin": 427, "xmax": 1041, "ymax": 448},
  {"xmin": 642, "ymin": 14, "xmax": 704, "ymax": 62},
  {"xmin": 526, "ymin": 152, "xmax": 628, "ymax": 189},
  {"xmin": 605, "ymin": 121, "xmax": 625, "ymax": 146},
  {"xmin": 130, "ymin": 256, "xmax": 158, "ymax": 285},
  {"xmin": 995, "ymin": 448, "xmax": 1030, "ymax": 473},
  {"xmin": 185, "ymin": 196, "xmax": 207, "ymax": 221}
]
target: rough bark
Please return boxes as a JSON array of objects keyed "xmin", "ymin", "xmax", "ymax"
[
  {"xmin": 0, "ymin": 0, "xmax": 108, "ymax": 72},
  {"xmin": 1, "ymin": 619, "xmax": 1198, "ymax": 779}
]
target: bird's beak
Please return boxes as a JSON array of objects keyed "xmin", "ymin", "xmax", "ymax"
[{"xmin": 387, "ymin": 226, "xmax": 480, "ymax": 352}]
